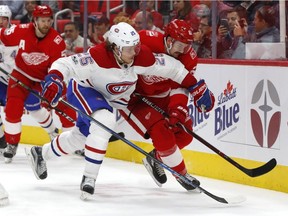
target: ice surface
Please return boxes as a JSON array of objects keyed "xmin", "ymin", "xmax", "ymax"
[{"xmin": 0, "ymin": 145, "xmax": 288, "ymax": 216}]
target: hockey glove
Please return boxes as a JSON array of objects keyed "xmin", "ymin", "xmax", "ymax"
[
  {"xmin": 167, "ymin": 105, "xmax": 189, "ymax": 127},
  {"xmin": 41, "ymin": 74, "xmax": 63, "ymax": 108},
  {"xmin": 189, "ymin": 79, "xmax": 215, "ymax": 112}
]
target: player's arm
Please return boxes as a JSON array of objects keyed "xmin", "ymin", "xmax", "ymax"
[
  {"xmin": 144, "ymin": 53, "xmax": 215, "ymax": 112},
  {"xmin": 41, "ymin": 53, "xmax": 95, "ymax": 107},
  {"xmin": 0, "ymin": 25, "xmax": 22, "ymax": 46},
  {"xmin": 167, "ymin": 88, "xmax": 190, "ymax": 127}
]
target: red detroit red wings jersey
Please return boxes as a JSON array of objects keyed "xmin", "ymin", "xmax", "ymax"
[
  {"xmin": 137, "ymin": 30, "xmax": 198, "ymax": 97},
  {"xmin": 0, "ymin": 23, "xmax": 65, "ymax": 81}
]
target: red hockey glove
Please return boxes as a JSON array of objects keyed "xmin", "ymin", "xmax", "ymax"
[
  {"xmin": 189, "ymin": 79, "xmax": 215, "ymax": 112},
  {"xmin": 167, "ymin": 105, "xmax": 189, "ymax": 127},
  {"xmin": 41, "ymin": 74, "xmax": 63, "ymax": 108}
]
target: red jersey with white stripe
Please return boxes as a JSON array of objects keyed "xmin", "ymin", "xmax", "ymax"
[
  {"xmin": 0, "ymin": 23, "xmax": 65, "ymax": 82},
  {"xmin": 137, "ymin": 29, "xmax": 198, "ymax": 98}
]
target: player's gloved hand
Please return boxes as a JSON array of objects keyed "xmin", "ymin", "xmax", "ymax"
[
  {"xmin": 167, "ymin": 105, "xmax": 189, "ymax": 127},
  {"xmin": 41, "ymin": 74, "xmax": 63, "ymax": 108},
  {"xmin": 189, "ymin": 79, "xmax": 215, "ymax": 112}
]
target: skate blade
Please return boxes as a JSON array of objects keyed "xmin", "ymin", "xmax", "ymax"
[
  {"xmin": 25, "ymin": 148, "xmax": 41, "ymax": 180},
  {"xmin": 142, "ymin": 158, "xmax": 162, "ymax": 188},
  {"xmin": 80, "ymin": 191, "xmax": 92, "ymax": 201}
]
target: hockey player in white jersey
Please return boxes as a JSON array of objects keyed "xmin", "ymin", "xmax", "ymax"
[
  {"xmin": 25, "ymin": 22, "xmax": 214, "ymax": 199},
  {"xmin": 0, "ymin": 5, "xmax": 61, "ymax": 159}
]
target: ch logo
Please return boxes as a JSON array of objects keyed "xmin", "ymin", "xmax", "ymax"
[{"xmin": 250, "ymin": 80, "xmax": 281, "ymax": 148}]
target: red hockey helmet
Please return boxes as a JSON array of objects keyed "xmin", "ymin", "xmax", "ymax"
[
  {"xmin": 33, "ymin": 5, "xmax": 53, "ymax": 18},
  {"xmin": 164, "ymin": 19, "xmax": 194, "ymax": 43}
]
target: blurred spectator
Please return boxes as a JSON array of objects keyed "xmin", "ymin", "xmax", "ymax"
[
  {"xmin": 192, "ymin": 3, "xmax": 210, "ymax": 20},
  {"xmin": 87, "ymin": 15, "xmax": 110, "ymax": 45},
  {"xmin": 61, "ymin": 1, "xmax": 80, "ymax": 11},
  {"xmin": 134, "ymin": 10, "xmax": 164, "ymax": 33},
  {"xmin": 60, "ymin": 1, "xmax": 80, "ymax": 19},
  {"xmin": 40, "ymin": 0, "xmax": 59, "ymax": 14},
  {"xmin": 113, "ymin": 12, "xmax": 133, "ymax": 25},
  {"xmin": 170, "ymin": 0, "xmax": 199, "ymax": 30},
  {"xmin": 62, "ymin": 21, "xmax": 93, "ymax": 56},
  {"xmin": 193, "ymin": 15, "xmax": 212, "ymax": 58},
  {"xmin": 131, "ymin": 0, "xmax": 164, "ymax": 29},
  {"xmin": 217, "ymin": 6, "xmax": 248, "ymax": 59},
  {"xmin": 250, "ymin": 5, "xmax": 280, "ymax": 42},
  {"xmin": 20, "ymin": 0, "xmax": 39, "ymax": 24},
  {"xmin": 0, "ymin": 0, "xmax": 24, "ymax": 19},
  {"xmin": 232, "ymin": 5, "xmax": 280, "ymax": 59}
]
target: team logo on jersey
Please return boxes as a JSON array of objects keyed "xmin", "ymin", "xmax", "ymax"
[
  {"xmin": 140, "ymin": 75, "xmax": 168, "ymax": 85},
  {"xmin": 147, "ymin": 30, "xmax": 158, "ymax": 37},
  {"xmin": 106, "ymin": 81, "xmax": 136, "ymax": 94},
  {"xmin": 21, "ymin": 52, "xmax": 49, "ymax": 65},
  {"xmin": 54, "ymin": 35, "xmax": 63, "ymax": 44},
  {"xmin": 189, "ymin": 48, "xmax": 197, "ymax": 59}
]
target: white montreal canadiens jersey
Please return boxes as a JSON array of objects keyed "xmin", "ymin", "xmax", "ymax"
[
  {"xmin": 50, "ymin": 50, "xmax": 188, "ymax": 110},
  {"xmin": 0, "ymin": 44, "xmax": 18, "ymax": 84}
]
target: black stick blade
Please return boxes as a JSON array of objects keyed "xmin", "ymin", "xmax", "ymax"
[{"xmin": 244, "ymin": 158, "xmax": 277, "ymax": 177}]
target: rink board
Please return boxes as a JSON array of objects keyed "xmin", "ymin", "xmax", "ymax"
[
  {"xmin": 5, "ymin": 60, "xmax": 288, "ymax": 193},
  {"xmin": 20, "ymin": 125, "xmax": 288, "ymax": 193}
]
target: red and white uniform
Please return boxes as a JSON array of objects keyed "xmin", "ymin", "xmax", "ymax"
[
  {"xmin": 50, "ymin": 43, "xmax": 192, "ymax": 109},
  {"xmin": 0, "ymin": 23, "xmax": 76, "ymax": 145},
  {"xmin": 120, "ymin": 29, "xmax": 199, "ymax": 175},
  {"xmin": 42, "ymin": 42, "xmax": 196, "ymax": 181}
]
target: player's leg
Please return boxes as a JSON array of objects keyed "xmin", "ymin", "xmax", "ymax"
[
  {"xmin": 120, "ymin": 96, "xmax": 168, "ymax": 186},
  {"xmin": 148, "ymin": 119, "xmax": 200, "ymax": 191},
  {"xmin": 67, "ymin": 79, "xmax": 116, "ymax": 199},
  {"xmin": 26, "ymin": 126, "xmax": 86, "ymax": 180},
  {"xmin": 80, "ymin": 109, "xmax": 116, "ymax": 199},
  {"xmin": 0, "ymin": 82, "xmax": 8, "ymax": 154},
  {"xmin": 4, "ymin": 71, "xmax": 31, "ymax": 163},
  {"xmin": 25, "ymin": 92, "xmax": 59, "ymax": 141}
]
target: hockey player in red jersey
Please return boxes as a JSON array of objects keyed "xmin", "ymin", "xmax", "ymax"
[
  {"xmin": 120, "ymin": 19, "xmax": 214, "ymax": 191},
  {"xmin": 0, "ymin": 5, "xmax": 66, "ymax": 157},
  {"xmin": 0, "ymin": 5, "xmax": 76, "ymax": 163},
  {"xmin": 25, "ymin": 22, "xmax": 213, "ymax": 200}
]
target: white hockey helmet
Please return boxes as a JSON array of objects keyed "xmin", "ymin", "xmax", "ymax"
[
  {"xmin": 106, "ymin": 22, "xmax": 140, "ymax": 51},
  {"xmin": 0, "ymin": 5, "xmax": 12, "ymax": 23}
]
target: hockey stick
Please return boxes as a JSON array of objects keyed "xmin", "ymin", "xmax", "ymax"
[
  {"xmin": 137, "ymin": 95, "xmax": 277, "ymax": 178},
  {"xmin": 57, "ymin": 98, "xmax": 245, "ymax": 204},
  {"xmin": 0, "ymin": 67, "xmax": 124, "ymax": 143}
]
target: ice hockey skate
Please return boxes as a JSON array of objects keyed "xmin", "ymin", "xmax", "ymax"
[
  {"xmin": 3, "ymin": 144, "xmax": 18, "ymax": 163},
  {"xmin": 142, "ymin": 149, "xmax": 167, "ymax": 187},
  {"xmin": 176, "ymin": 173, "xmax": 200, "ymax": 192},
  {"xmin": 25, "ymin": 146, "xmax": 47, "ymax": 180},
  {"xmin": 0, "ymin": 136, "xmax": 7, "ymax": 155},
  {"xmin": 0, "ymin": 183, "xmax": 9, "ymax": 207},
  {"xmin": 80, "ymin": 175, "xmax": 95, "ymax": 200}
]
